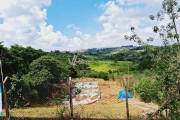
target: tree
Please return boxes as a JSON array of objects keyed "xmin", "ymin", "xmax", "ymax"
[
  {"xmin": 20, "ymin": 55, "xmax": 70, "ymax": 105},
  {"xmin": 9, "ymin": 45, "xmax": 46, "ymax": 77},
  {"xmin": 23, "ymin": 55, "xmax": 68, "ymax": 86},
  {"xmin": 125, "ymin": 0, "xmax": 180, "ymax": 119}
]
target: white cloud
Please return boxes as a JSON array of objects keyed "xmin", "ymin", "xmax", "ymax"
[
  {"xmin": 126, "ymin": 0, "xmax": 162, "ymax": 6},
  {"xmin": 0, "ymin": 0, "xmax": 72, "ymax": 51},
  {"xmin": 76, "ymin": 31, "xmax": 83, "ymax": 36},
  {"xmin": 116, "ymin": 0, "xmax": 126, "ymax": 5},
  {"xmin": 0, "ymin": 0, "xmax": 178, "ymax": 51},
  {"xmin": 68, "ymin": 37, "xmax": 83, "ymax": 48},
  {"xmin": 90, "ymin": 0, "xmax": 165, "ymax": 48},
  {"xmin": 36, "ymin": 22, "xmax": 68, "ymax": 46},
  {"xmin": 67, "ymin": 24, "xmax": 80, "ymax": 30}
]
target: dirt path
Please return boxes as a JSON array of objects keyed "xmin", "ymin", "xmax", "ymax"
[
  {"xmin": 128, "ymin": 98, "xmax": 158, "ymax": 115},
  {"xmin": 97, "ymin": 79, "xmax": 159, "ymax": 116}
]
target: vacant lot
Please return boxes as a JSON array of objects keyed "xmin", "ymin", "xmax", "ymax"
[{"xmin": 6, "ymin": 78, "xmax": 158, "ymax": 119}]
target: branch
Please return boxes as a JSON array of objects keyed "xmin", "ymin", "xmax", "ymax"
[{"xmin": 146, "ymin": 88, "xmax": 180, "ymax": 120}]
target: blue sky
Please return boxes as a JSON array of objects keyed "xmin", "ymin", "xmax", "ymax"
[
  {"xmin": 0, "ymin": 0, "xmax": 177, "ymax": 51},
  {"xmin": 46, "ymin": 0, "xmax": 108, "ymax": 37}
]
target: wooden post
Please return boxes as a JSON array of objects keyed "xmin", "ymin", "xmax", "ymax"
[
  {"xmin": 0, "ymin": 60, "xmax": 9, "ymax": 119},
  {"xmin": 68, "ymin": 55, "xmax": 77, "ymax": 119},
  {"xmin": 69, "ymin": 77, "xmax": 73, "ymax": 118},
  {"xmin": 134, "ymin": 82, "xmax": 136, "ymax": 98},
  {"xmin": 3, "ymin": 79, "xmax": 9, "ymax": 119},
  {"xmin": 123, "ymin": 77, "xmax": 129, "ymax": 120},
  {"xmin": 0, "ymin": 83, "xmax": 2, "ymax": 120}
]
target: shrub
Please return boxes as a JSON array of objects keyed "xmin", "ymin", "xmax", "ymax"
[
  {"xmin": 99, "ymin": 71, "xmax": 109, "ymax": 81},
  {"xmin": 135, "ymin": 77, "xmax": 158, "ymax": 103}
]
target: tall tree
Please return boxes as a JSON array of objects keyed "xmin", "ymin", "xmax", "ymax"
[
  {"xmin": 9, "ymin": 45, "xmax": 46, "ymax": 77},
  {"xmin": 0, "ymin": 42, "xmax": 14, "ymax": 77}
]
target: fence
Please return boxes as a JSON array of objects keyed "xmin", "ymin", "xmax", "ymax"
[{"xmin": 1, "ymin": 79, "xmax": 159, "ymax": 119}]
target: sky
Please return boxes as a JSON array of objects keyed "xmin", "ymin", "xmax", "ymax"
[{"xmin": 0, "ymin": 0, "xmax": 179, "ymax": 51}]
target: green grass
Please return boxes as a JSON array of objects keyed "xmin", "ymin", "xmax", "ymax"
[
  {"xmin": 89, "ymin": 63, "xmax": 116, "ymax": 72},
  {"xmin": 88, "ymin": 60, "xmax": 133, "ymax": 73}
]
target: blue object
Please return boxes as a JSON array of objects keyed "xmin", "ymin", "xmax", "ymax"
[
  {"xmin": 118, "ymin": 90, "xmax": 132, "ymax": 99},
  {"xmin": 63, "ymin": 77, "xmax": 67, "ymax": 83}
]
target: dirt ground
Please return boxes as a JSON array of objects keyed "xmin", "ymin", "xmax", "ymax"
[
  {"xmin": 72, "ymin": 78, "xmax": 159, "ymax": 118},
  {"xmin": 7, "ymin": 78, "xmax": 159, "ymax": 118},
  {"xmin": 99, "ymin": 78, "xmax": 158, "ymax": 108}
]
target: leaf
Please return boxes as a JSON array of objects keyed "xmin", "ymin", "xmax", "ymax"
[
  {"xmin": 157, "ymin": 12, "xmax": 161, "ymax": 18},
  {"xmin": 159, "ymin": 33, "xmax": 164, "ymax": 37},
  {"xmin": 177, "ymin": 7, "xmax": 180, "ymax": 12},
  {"xmin": 167, "ymin": 32, "xmax": 173, "ymax": 38},
  {"xmin": 153, "ymin": 26, "xmax": 159, "ymax": 33},
  {"xmin": 130, "ymin": 27, "xmax": 135, "ymax": 31},
  {"xmin": 174, "ymin": 34, "xmax": 179, "ymax": 39},
  {"xmin": 174, "ymin": 1, "xmax": 178, "ymax": 6},
  {"xmin": 124, "ymin": 35, "xmax": 129, "ymax": 40},
  {"xmin": 149, "ymin": 15, "xmax": 155, "ymax": 20},
  {"xmin": 147, "ymin": 37, "xmax": 154, "ymax": 41}
]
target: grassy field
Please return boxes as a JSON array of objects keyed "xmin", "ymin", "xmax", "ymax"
[
  {"xmin": 5, "ymin": 78, "xmax": 158, "ymax": 119},
  {"xmin": 88, "ymin": 60, "xmax": 134, "ymax": 74}
]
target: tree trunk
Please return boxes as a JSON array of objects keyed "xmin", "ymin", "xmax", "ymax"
[{"xmin": 3, "ymin": 84, "xmax": 9, "ymax": 119}]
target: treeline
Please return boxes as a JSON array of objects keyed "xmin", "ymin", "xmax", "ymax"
[
  {"xmin": 0, "ymin": 43, "xmax": 72, "ymax": 107},
  {"xmin": 78, "ymin": 45, "xmax": 135, "ymax": 55},
  {"xmin": 81, "ymin": 46, "xmax": 154, "ymax": 71},
  {"xmin": 0, "ymin": 42, "xmax": 110, "ymax": 107}
]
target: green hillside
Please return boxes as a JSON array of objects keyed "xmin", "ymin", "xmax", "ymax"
[{"xmin": 76, "ymin": 45, "xmax": 137, "ymax": 56}]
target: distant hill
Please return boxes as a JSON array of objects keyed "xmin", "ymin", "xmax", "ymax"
[{"xmin": 75, "ymin": 45, "xmax": 137, "ymax": 56}]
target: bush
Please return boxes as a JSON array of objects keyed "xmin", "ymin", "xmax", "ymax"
[
  {"xmin": 135, "ymin": 77, "xmax": 158, "ymax": 103},
  {"xmin": 86, "ymin": 70, "xmax": 99, "ymax": 78},
  {"xmin": 99, "ymin": 71, "xmax": 109, "ymax": 81}
]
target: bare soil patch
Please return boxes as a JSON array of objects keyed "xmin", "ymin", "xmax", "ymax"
[
  {"xmin": 75, "ymin": 95, "xmax": 89, "ymax": 101},
  {"xmin": 90, "ymin": 95, "xmax": 99, "ymax": 100}
]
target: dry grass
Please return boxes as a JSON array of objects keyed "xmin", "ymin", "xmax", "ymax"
[{"xmin": 4, "ymin": 78, "xmax": 158, "ymax": 119}]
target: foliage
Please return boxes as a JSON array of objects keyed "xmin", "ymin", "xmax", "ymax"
[
  {"xmin": 56, "ymin": 106, "xmax": 69, "ymax": 118},
  {"xmin": 135, "ymin": 77, "xmax": 159, "ymax": 103},
  {"xmin": 125, "ymin": 0, "xmax": 180, "ymax": 119},
  {"xmin": 85, "ymin": 70, "xmax": 99, "ymax": 78},
  {"xmin": 98, "ymin": 71, "xmax": 109, "ymax": 81},
  {"xmin": 23, "ymin": 55, "xmax": 68, "ymax": 85},
  {"xmin": 8, "ymin": 45, "xmax": 46, "ymax": 77},
  {"xmin": 7, "ymin": 74, "xmax": 29, "ymax": 108}
]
